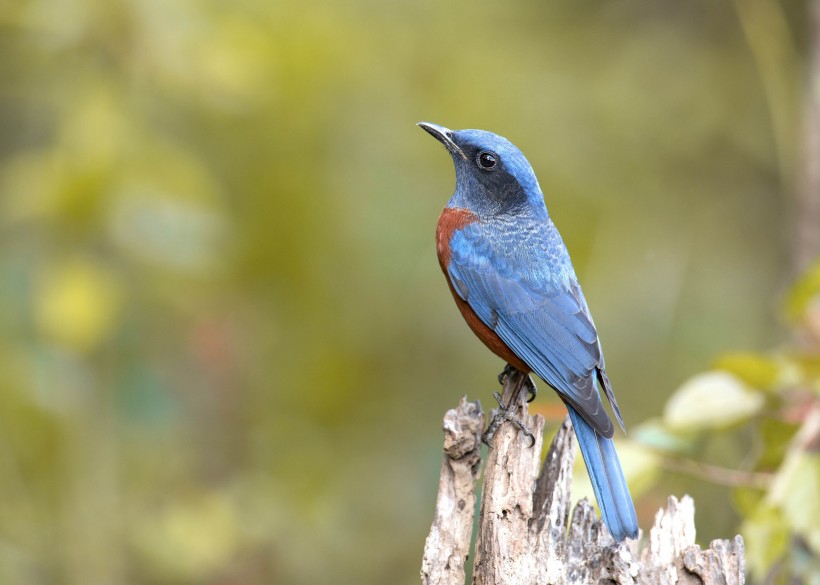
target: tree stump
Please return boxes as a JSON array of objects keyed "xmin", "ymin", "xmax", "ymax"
[{"xmin": 420, "ymin": 380, "xmax": 745, "ymax": 585}]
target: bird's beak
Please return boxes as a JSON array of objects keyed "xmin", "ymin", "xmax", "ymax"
[{"xmin": 417, "ymin": 122, "xmax": 467, "ymax": 160}]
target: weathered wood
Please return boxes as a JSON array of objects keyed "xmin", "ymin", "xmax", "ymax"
[
  {"xmin": 638, "ymin": 496, "xmax": 745, "ymax": 585},
  {"xmin": 421, "ymin": 397, "xmax": 485, "ymax": 585},
  {"xmin": 422, "ymin": 380, "xmax": 745, "ymax": 585},
  {"xmin": 472, "ymin": 371, "xmax": 546, "ymax": 585}
]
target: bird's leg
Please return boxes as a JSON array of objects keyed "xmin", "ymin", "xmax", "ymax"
[
  {"xmin": 497, "ymin": 363, "xmax": 537, "ymax": 402},
  {"xmin": 497, "ymin": 363, "xmax": 516, "ymax": 386},
  {"xmin": 482, "ymin": 369, "xmax": 536, "ymax": 447}
]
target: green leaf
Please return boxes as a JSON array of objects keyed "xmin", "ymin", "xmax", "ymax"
[
  {"xmin": 631, "ymin": 418, "xmax": 697, "ymax": 454},
  {"xmin": 790, "ymin": 354, "xmax": 820, "ymax": 395},
  {"xmin": 732, "ymin": 485, "xmax": 766, "ymax": 517},
  {"xmin": 769, "ymin": 451, "xmax": 820, "ymax": 554},
  {"xmin": 758, "ymin": 417, "xmax": 799, "ymax": 469},
  {"xmin": 741, "ymin": 504, "xmax": 790, "ymax": 579},
  {"xmin": 663, "ymin": 371, "xmax": 765, "ymax": 431},
  {"xmin": 713, "ymin": 351, "xmax": 790, "ymax": 392},
  {"xmin": 785, "ymin": 258, "xmax": 820, "ymax": 323}
]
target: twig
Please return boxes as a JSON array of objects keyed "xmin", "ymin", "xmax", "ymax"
[{"xmin": 659, "ymin": 456, "xmax": 774, "ymax": 490}]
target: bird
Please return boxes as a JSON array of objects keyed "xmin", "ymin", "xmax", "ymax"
[{"xmin": 418, "ymin": 122, "xmax": 639, "ymax": 542}]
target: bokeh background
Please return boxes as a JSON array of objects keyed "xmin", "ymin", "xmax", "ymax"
[{"xmin": 1, "ymin": 0, "xmax": 819, "ymax": 583}]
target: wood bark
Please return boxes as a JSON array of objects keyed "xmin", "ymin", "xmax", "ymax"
[
  {"xmin": 421, "ymin": 378, "xmax": 745, "ymax": 585},
  {"xmin": 421, "ymin": 397, "xmax": 485, "ymax": 585}
]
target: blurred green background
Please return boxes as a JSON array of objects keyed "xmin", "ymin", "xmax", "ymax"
[{"xmin": 1, "ymin": 0, "xmax": 818, "ymax": 583}]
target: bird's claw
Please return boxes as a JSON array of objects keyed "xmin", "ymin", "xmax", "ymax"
[
  {"xmin": 497, "ymin": 364, "xmax": 515, "ymax": 386},
  {"xmin": 524, "ymin": 376, "xmax": 537, "ymax": 403},
  {"xmin": 498, "ymin": 365, "xmax": 537, "ymax": 403},
  {"xmin": 482, "ymin": 391, "xmax": 536, "ymax": 448}
]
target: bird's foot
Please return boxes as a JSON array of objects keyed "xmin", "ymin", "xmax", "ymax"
[
  {"xmin": 497, "ymin": 364, "xmax": 537, "ymax": 403},
  {"xmin": 497, "ymin": 364, "xmax": 516, "ymax": 386},
  {"xmin": 481, "ymin": 391, "xmax": 536, "ymax": 447}
]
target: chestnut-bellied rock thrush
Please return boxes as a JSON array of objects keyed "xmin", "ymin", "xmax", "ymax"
[{"xmin": 418, "ymin": 122, "xmax": 638, "ymax": 542}]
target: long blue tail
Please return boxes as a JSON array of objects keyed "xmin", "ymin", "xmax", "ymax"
[{"xmin": 567, "ymin": 405, "xmax": 638, "ymax": 541}]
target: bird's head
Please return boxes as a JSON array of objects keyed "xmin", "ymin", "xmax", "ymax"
[{"xmin": 418, "ymin": 122, "xmax": 545, "ymax": 217}]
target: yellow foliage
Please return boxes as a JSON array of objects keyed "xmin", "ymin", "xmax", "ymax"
[
  {"xmin": 130, "ymin": 491, "xmax": 241, "ymax": 582},
  {"xmin": 35, "ymin": 259, "xmax": 121, "ymax": 352}
]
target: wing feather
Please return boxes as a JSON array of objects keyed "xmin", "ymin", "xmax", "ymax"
[{"xmin": 448, "ymin": 226, "xmax": 616, "ymax": 438}]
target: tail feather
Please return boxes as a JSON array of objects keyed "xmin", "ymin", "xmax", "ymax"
[{"xmin": 567, "ymin": 405, "xmax": 638, "ymax": 541}]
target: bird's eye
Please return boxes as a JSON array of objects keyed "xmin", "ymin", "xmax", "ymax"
[{"xmin": 477, "ymin": 151, "xmax": 498, "ymax": 170}]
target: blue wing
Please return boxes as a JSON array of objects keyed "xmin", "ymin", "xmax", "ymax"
[
  {"xmin": 447, "ymin": 223, "xmax": 622, "ymax": 438},
  {"xmin": 445, "ymin": 220, "xmax": 637, "ymax": 540}
]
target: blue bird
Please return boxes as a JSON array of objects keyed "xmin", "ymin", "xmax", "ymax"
[{"xmin": 419, "ymin": 122, "xmax": 638, "ymax": 541}]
